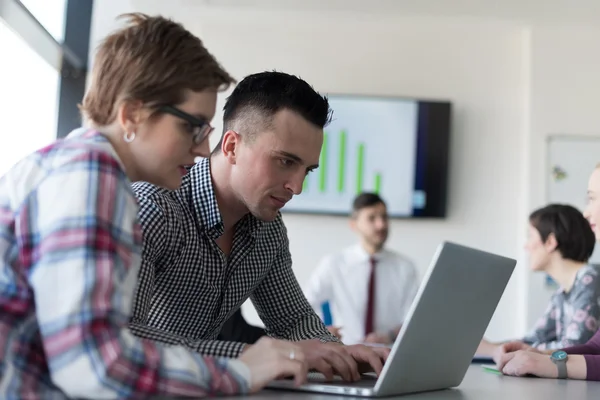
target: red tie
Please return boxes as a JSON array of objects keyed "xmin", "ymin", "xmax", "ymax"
[{"xmin": 364, "ymin": 257, "xmax": 377, "ymax": 336}]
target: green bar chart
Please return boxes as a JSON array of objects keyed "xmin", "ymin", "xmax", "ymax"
[
  {"xmin": 303, "ymin": 130, "xmax": 384, "ymax": 196},
  {"xmin": 285, "ymin": 96, "xmax": 418, "ymax": 216}
]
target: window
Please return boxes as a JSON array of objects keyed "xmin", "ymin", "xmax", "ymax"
[
  {"xmin": 0, "ymin": 20, "xmax": 59, "ymax": 175},
  {"xmin": 20, "ymin": 0, "xmax": 67, "ymax": 42}
]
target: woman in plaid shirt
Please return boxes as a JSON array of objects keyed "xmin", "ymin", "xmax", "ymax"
[{"xmin": 0, "ymin": 13, "xmax": 307, "ymax": 399}]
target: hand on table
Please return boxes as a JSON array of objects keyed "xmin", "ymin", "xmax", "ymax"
[
  {"xmin": 497, "ymin": 350, "xmax": 557, "ymax": 378},
  {"xmin": 492, "ymin": 340, "xmax": 538, "ymax": 365}
]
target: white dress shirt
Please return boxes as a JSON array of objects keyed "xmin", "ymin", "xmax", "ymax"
[{"xmin": 304, "ymin": 244, "xmax": 420, "ymax": 345}]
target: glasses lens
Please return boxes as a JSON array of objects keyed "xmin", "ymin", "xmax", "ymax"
[{"xmin": 193, "ymin": 124, "xmax": 212, "ymax": 144}]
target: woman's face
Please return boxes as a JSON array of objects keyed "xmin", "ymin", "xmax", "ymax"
[
  {"xmin": 129, "ymin": 89, "xmax": 217, "ymax": 190},
  {"xmin": 584, "ymin": 167, "xmax": 600, "ymax": 242},
  {"xmin": 524, "ymin": 224, "xmax": 551, "ymax": 271}
]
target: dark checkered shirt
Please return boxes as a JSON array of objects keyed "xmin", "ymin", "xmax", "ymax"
[{"xmin": 129, "ymin": 158, "xmax": 338, "ymax": 358}]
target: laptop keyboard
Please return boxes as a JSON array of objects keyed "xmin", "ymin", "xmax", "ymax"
[{"xmin": 306, "ymin": 372, "xmax": 378, "ymax": 387}]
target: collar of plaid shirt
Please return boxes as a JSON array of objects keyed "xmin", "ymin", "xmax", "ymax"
[{"xmin": 129, "ymin": 158, "xmax": 339, "ymax": 358}]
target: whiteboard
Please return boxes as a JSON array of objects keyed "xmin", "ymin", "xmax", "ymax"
[{"xmin": 547, "ymin": 135, "xmax": 600, "ymax": 264}]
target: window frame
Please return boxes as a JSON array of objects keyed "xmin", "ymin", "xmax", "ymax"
[{"xmin": 0, "ymin": 0, "xmax": 93, "ymax": 138}]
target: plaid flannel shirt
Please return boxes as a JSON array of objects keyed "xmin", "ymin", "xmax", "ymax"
[{"xmin": 0, "ymin": 129, "xmax": 249, "ymax": 399}]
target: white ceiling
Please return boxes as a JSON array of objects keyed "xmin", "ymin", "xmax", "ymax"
[{"xmin": 171, "ymin": 0, "xmax": 600, "ymax": 25}]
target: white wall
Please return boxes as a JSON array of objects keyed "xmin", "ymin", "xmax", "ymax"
[{"xmin": 91, "ymin": 1, "xmax": 600, "ymax": 342}]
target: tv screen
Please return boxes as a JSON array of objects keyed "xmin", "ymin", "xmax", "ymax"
[{"xmin": 281, "ymin": 94, "xmax": 451, "ymax": 218}]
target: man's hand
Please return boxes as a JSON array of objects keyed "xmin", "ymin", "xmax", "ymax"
[
  {"xmin": 295, "ymin": 340, "xmax": 390, "ymax": 382},
  {"xmin": 492, "ymin": 340, "xmax": 537, "ymax": 365},
  {"xmin": 364, "ymin": 332, "xmax": 392, "ymax": 345},
  {"xmin": 497, "ymin": 350, "xmax": 557, "ymax": 378},
  {"xmin": 346, "ymin": 344, "xmax": 391, "ymax": 375},
  {"xmin": 327, "ymin": 326, "xmax": 343, "ymax": 340}
]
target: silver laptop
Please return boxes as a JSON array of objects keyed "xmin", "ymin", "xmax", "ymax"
[{"xmin": 267, "ymin": 241, "xmax": 516, "ymax": 397}]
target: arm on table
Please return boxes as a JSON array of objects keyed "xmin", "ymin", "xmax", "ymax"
[
  {"xmin": 498, "ymin": 351, "xmax": 589, "ymax": 380},
  {"xmin": 250, "ymin": 221, "xmax": 339, "ymax": 344}
]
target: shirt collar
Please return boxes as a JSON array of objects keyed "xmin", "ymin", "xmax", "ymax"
[
  {"xmin": 187, "ymin": 158, "xmax": 264, "ymax": 238},
  {"xmin": 351, "ymin": 243, "xmax": 386, "ymax": 263}
]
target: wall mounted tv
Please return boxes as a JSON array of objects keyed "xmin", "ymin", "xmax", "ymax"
[{"xmin": 281, "ymin": 94, "xmax": 451, "ymax": 218}]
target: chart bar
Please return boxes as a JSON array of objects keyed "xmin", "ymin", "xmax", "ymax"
[
  {"xmin": 319, "ymin": 132, "xmax": 328, "ymax": 192},
  {"xmin": 338, "ymin": 130, "xmax": 346, "ymax": 193},
  {"xmin": 356, "ymin": 143, "xmax": 365, "ymax": 194},
  {"xmin": 374, "ymin": 172, "xmax": 382, "ymax": 194}
]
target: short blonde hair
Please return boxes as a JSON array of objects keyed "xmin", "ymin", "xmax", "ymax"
[{"xmin": 80, "ymin": 13, "xmax": 235, "ymax": 126}]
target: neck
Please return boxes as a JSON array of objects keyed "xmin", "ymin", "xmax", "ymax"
[
  {"xmin": 100, "ymin": 127, "xmax": 141, "ymax": 182},
  {"xmin": 545, "ymin": 257, "xmax": 586, "ymax": 293},
  {"xmin": 361, "ymin": 241, "xmax": 382, "ymax": 256},
  {"xmin": 209, "ymin": 155, "xmax": 248, "ymax": 232}
]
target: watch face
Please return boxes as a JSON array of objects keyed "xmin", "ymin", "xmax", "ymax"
[{"xmin": 552, "ymin": 350, "xmax": 567, "ymax": 360}]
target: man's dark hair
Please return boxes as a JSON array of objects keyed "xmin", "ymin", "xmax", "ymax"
[
  {"xmin": 529, "ymin": 204, "xmax": 595, "ymax": 263},
  {"xmin": 352, "ymin": 192, "xmax": 386, "ymax": 213},
  {"xmin": 212, "ymin": 71, "xmax": 332, "ymax": 154}
]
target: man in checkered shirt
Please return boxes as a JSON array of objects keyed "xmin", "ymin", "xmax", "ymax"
[{"xmin": 130, "ymin": 71, "xmax": 389, "ymax": 381}]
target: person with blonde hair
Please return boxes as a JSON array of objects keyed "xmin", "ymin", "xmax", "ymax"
[
  {"xmin": 495, "ymin": 165, "xmax": 600, "ymax": 381},
  {"xmin": 0, "ymin": 13, "xmax": 307, "ymax": 398}
]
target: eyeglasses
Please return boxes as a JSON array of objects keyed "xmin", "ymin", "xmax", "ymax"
[{"xmin": 159, "ymin": 105, "xmax": 214, "ymax": 144}]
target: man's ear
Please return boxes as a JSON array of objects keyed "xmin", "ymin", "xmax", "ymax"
[
  {"xmin": 544, "ymin": 233, "xmax": 558, "ymax": 253},
  {"xmin": 349, "ymin": 212, "xmax": 358, "ymax": 232},
  {"xmin": 221, "ymin": 130, "xmax": 241, "ymax": 165}
]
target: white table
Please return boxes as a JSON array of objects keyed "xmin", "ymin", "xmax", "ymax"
[{"xmin": 210, "ymin": 365, "xmax": 600, "ymax": 399}]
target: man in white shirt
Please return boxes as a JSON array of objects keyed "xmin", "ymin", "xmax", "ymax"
[{"xmin": 304, "ymin": 192, "xmax": 420, "ymax": 345}]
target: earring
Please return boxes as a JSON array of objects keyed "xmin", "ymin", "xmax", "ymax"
[{"xmin": 124, "ymin": 131, "xmax": 136, "ymax": 143}]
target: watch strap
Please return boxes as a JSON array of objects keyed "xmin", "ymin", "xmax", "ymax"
[{"xmin": 553, "ymin": 357, "xmax": 568, "ymax": 379}]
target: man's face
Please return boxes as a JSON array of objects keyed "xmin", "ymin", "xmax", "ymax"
[
  {"xmin": 230, "ymin": 109, "xmax": 323, "ymax": 221},
  {"xmin": 351, "ymin": 202, "xmax": 389, "ymax": 250}
]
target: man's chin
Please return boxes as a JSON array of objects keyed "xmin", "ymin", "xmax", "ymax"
[
  {"xmin": 370, "ymin": 241, "xmax": 386, "ymax": 251},
  {"xmin": 251, "ymin": 207, "xmax": 280, "ymax": 222}
]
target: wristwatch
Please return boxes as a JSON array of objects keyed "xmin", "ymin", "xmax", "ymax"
[{"xmin": 550, "ymin": 350, "xmax": 568, "ymax": 379}]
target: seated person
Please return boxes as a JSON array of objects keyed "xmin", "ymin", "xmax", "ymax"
[
  {"xmin": 304, "ymin": 193, "xmax": 420, "ymax": 345},
  {"xmin": 0, "ymin": 14, "xmax": 309, "ymax": 397},
  {"xmin": 495, "ymin": 166, "xmax": 600, "ymax": 381},
  {"xmin": 477, "ymin": 203, "xmax": 600, "ymax": 357},
  {"xmin": 129, "ymin": 72, "xmax": 389, "ymax": 383}
]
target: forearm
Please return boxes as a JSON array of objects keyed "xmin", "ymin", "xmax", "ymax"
[
  {"xmin": 130, "ymin": 322, "xmax": 247, "ymax": 357},
  {"xmin": 266, "ymin": 303, "xmax": 340, "ymax": 343},
  {"xmin": 45, "ymin": 323, "xmax": 250, "ymax": 397},
  {"xmin": 252, "ymin": 243, "xmax": 339, "ymax": 343},
  {"xmin": 565, "ymin": 355, "xmax": 588, "ymax": 380}
]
